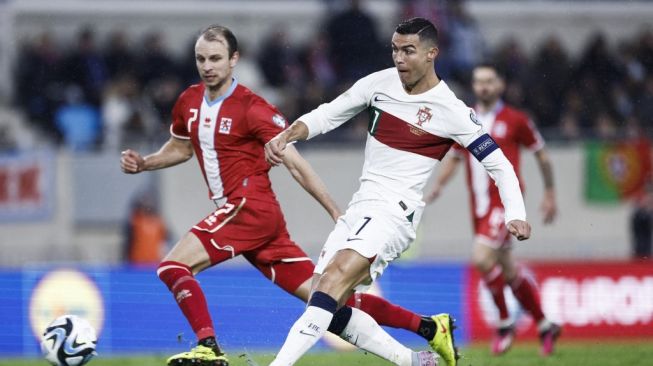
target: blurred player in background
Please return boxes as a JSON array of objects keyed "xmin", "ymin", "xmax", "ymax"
[
  {"xmin": 121, "ymin": 25, "xmax": 448, "ymax": 366},
  {"xmin": 425, "ymin": 63, "xmax": 561, "ymax": 356},
  {"xmin": 265, "ymin": 18, "xmax": 531, "ymax": 366}
]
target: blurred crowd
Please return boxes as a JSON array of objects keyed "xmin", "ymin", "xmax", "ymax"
[{"xmin": 2, "ymin": 0, "xmax": 653, "ymax": 152}]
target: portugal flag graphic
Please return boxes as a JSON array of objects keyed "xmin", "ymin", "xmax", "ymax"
[{"xmin": 585, "ymin": 139, "xmax": 652, "ymax": 202}]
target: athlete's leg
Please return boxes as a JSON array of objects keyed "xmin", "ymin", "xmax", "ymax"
[
  {"xmin": 270, "ymin": 250, "xmax": 417, "ymax": 366},
  {"xmin": 161, "ymin": 198, "xmax": 264, "ymax": 365},
  {"xmin": 259, "ymin": 258, "xmax": 431, "ymax": 343},
  {"xmin": 498, "ymin": 248, "xmax": 561, "ymax": 355},
  {"xmin": 158, "ymin": 232, "xmax": 231, "ymax": 365},
  {"xmin": 472, "ymin": 241, "xmax": 510, "ymax": 323},
  {"xmin": 158, "ymin": 232, "xmax": 215, "ymax": 341},
  {"xmin": 498, "ymin": 249, "xmax": 545, "ymax": 324}
]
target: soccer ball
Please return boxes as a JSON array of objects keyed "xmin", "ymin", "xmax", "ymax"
[{"xmin": 40, "ymin": 315, "xmax": 98, "ymax": 366}]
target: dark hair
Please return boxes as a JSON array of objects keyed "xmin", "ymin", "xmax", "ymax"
[
  {"xmin": 395, "ymin": 17, "xmax": 438, "ymax": 46},
  {"xmin": 473, "ymin": 62, "xmax": 504, "ymax": 79},
  {"xmin": 199, "ymin": 24, "xmax": 238, "ymax": 58}
]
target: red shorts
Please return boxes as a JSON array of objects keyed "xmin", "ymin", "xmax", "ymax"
[
  {"xmin": 473, "ymin": 205, "xmax": 511, "ymax": 248},
  {"xmin": 190, "ymin": 197, "xmax": 314, "ymax": 293}
]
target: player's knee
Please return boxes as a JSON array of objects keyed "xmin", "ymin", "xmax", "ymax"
[
  {"xmin": 157, "ymin": 261, "xmax": 193, "ymax": 290},
  {"xmin": 472, "ymin": 252, "xmax": 496, "ymax": 273},
  {"xmin": 502, "ymin": 264, "xmax": 519, "ymax": 283}
]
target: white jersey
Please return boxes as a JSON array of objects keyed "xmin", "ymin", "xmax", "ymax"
[{"xmin": 299, "ymin": 68, "xmax": 526, "ymax": 225}]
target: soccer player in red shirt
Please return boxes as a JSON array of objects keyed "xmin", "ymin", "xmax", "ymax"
[
  {"xmin": 121, "ymin": 25, "xmax": 443, "ymax": 366},
  {"xmin": 426, "ymin": 63, "xmax": 560, "ymax": 356}
]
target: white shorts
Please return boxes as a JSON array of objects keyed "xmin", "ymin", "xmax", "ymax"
[{"xmin": 314, "ymin": 199, "xmax": 421, "ymax": 291}]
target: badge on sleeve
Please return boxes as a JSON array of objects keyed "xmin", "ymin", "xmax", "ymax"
[
  {"xmin": 272, "ymin": 114, "xmax": 286, "ymax": 128},
  {"xmin": 470, "ymin": 109, "xmax": 481, "ymax": 125}
]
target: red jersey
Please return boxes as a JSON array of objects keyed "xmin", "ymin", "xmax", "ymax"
[
  {"xmin": 170, "ymin": 80, "xmax": 287, "ymax": 204},
  {"xmin": 455, "ymin": 102, "xmax": 544, "ymax": 219}
]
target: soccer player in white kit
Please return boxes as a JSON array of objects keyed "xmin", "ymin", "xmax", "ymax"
[{"xmin": 264, "ymin": 18, "xmax": 531, "ymax": 366}]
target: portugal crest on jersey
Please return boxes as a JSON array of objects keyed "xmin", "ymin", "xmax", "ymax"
[{"xmin": 416, "ymin": 106, "xmax": 433, "ymax": 126}]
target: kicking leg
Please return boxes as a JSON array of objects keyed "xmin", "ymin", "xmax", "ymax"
[
  {"xmin": 158, "ymin": 232, "xmax": 228, "ymax": 365},
  {"xmin": 270, "ymin": 249, "xmax": 427, "ymax": 366}
]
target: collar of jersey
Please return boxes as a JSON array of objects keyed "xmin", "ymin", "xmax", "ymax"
[{"xmin": 204, "ymin": 77, "xmax": 238, "ymax": 106}]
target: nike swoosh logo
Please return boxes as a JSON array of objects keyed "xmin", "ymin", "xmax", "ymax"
[
  {"xmin": 299, "ymin": 330, "xmax": 316, "ymax": 337},
  {"xmin": 436, "ymin": 318, "xmax": 448, "ymax": 334},
  {"xmin": 346, "ymin": 238, "xmax": 363, "ymax": 242},
  {"xmin": 373, "ymin": 95, "xmax": 390, "ymax": 102}
]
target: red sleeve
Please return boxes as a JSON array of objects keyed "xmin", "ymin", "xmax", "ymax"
[
  {"xmin": 246, "ymin": 97, "xmax": 287, "ymax": 143},
  {"xmin": 169, "ymin": 95, "xmax": 191, "ymax": 140},
  {"xmin": 516, "ymin": 114, "xmax": 544, "ymax": 151}
]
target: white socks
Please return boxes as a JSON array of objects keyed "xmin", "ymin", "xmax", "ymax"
[
  {"xmin": 269, "ymin": 305, "xmax": 334, "ymax": 366},
  {"xmin": 339, "ymin": 307, "xmax": 414, "ymax": 366},
  {"xmin": 271, "ymin": 292, "xmax": 416, "ymax": 366}
]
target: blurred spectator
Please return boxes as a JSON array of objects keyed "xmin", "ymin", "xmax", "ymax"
[
  {"xmin": 594, "ymin": 111, "xmax": 618, "ymax": 140},
  {"xmin": 123, "ymin": 191, "xmax": 169, "ymax": 265},
  {"xmin": 494, "ymin": 37, "xmax": 528, "ymax": 83},
  {"xmin": 325, "ymin": 0, "xmax": 386, "ymax": 82},
  {"xmin": 636, "ymin": 28, "xmax": 653, "ymax": 73},
  {"xmin": 559, "ymin": 112, "xmax": 581, "ymax": 140},
  {"xmin": 631, "ymin": 188, "xmax": 653, "ymax": 260},
  {"xmin": 104, "ymin": 30, "xmax": 137, "ymax": 78},
  {"xmin": 576, "ymin": 33, "xmax": 621, "ymax": 90},
  {"xmin": 526, "ymin": 36, "xmax": 572, "ymax": 128},
  {"xmin": 54, "ymin": 85, "xmax": 101, "ymax": 151},
  {"xmin": 400, "ymin": 0, "xmax": 449, "ymax": 32},
  {"xmin": 136, "ymin": 31, "xmax": 181, "ymax": 127},
  {"xmin": 0, "ymin": 96, "xmax": 36, "ymax": 151},
  {"xmin": 257, "ymin": 28, "xmax": 300, "ymax": 88},
  {"xmin": 302, "ymin": 32, "xmax": 337, "ymax": 90},
  {"xmin": 61, "ymin": 27, "xmax": 108, "ymax": 107},
  {"xmin": 636, "ymin": 75, "xmax": 653, "ymax": 128},
  {"xmin": 136, "ymin": 31, "xmax": 178, "ymax": 86},
  {"xmin": 14, "ymin": 32, "xmax": 62, "ymax": 140},
  {"xmin": 102, "ymin": 74, "xmax": 147, "ymax": 151},
  {"xmin": 446, "ymin": 0, "xmax": 486, "ymax": 83},
  {"xmin": 145, "ymin": 76, "xmax": 182, "ymax": 128}
]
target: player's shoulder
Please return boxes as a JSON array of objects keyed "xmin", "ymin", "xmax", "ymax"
[
  {"xmin": 231, "ymin": 83, "xmax": 265, "ymax": 106},
  {"xmin": 177, "ymin": 83, "xmax": 204, "ymax": 103},
  {"xmin": 364, "ymin": 67, "xmax": 397, "ymax": 84},
  {"xmin": 499, "ymin": 104, "xmax": 530, "ymax": 123},
  {"xmin": 235, "ymin": 84, "xmax": 279, "ymax": 117},
  {"xmin": 351, "ymin": 67, "xmax": 397, "ymax": 89}
]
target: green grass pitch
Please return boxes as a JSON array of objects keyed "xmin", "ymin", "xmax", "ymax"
[{"xmin": 2, "ymin": 341, "xmax": 651, "ymax": 366}]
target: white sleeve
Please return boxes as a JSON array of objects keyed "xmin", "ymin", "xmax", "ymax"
[
  {"xmin": 443, "ymin": 102, "xmax": 526, "ymax": 223},
  {"xmin": 298, "ymin": 74, "xmax": 375, "ymax": 139},
  {"xmin": 479, "ymin": 149, "xmax": 527, "ymax": 223}
]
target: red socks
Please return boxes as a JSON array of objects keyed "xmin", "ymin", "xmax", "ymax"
[
  {"xmin": 347, "ymin": 292, "xmax": 422, "ymax": 333},
  {"xmin": 483, "ymin": 265, "xmax": 510, "ymax": 321},
  {"xmin": 157, "ymin": 261, "xmax": 215, "ymax": 340},
  {"xmin": 510, "ymin": 269, "xmax": 545, "ymax": 323}
]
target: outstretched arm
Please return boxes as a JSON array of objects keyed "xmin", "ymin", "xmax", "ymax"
[
  {"xmin": 479, "ymin": 147, "xmax": 531, "ymax": 241},
  {"xmin": 425, "ymin": 152, "xmax": 463, "ymax": 204},
  {"xmin": 265, "ymin": 121, "xmax": 309, "ymax": 166},
  {"xmin": 534, "ymin": 148, "xmax": 557, "ymax": 224},
  {"xmin": 121, "ymin": 137, "xmax": 193, "ymax": 174},
  {"xmin": 282, "ymin": 144, "xmax": 341, "ymax": 221}
]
